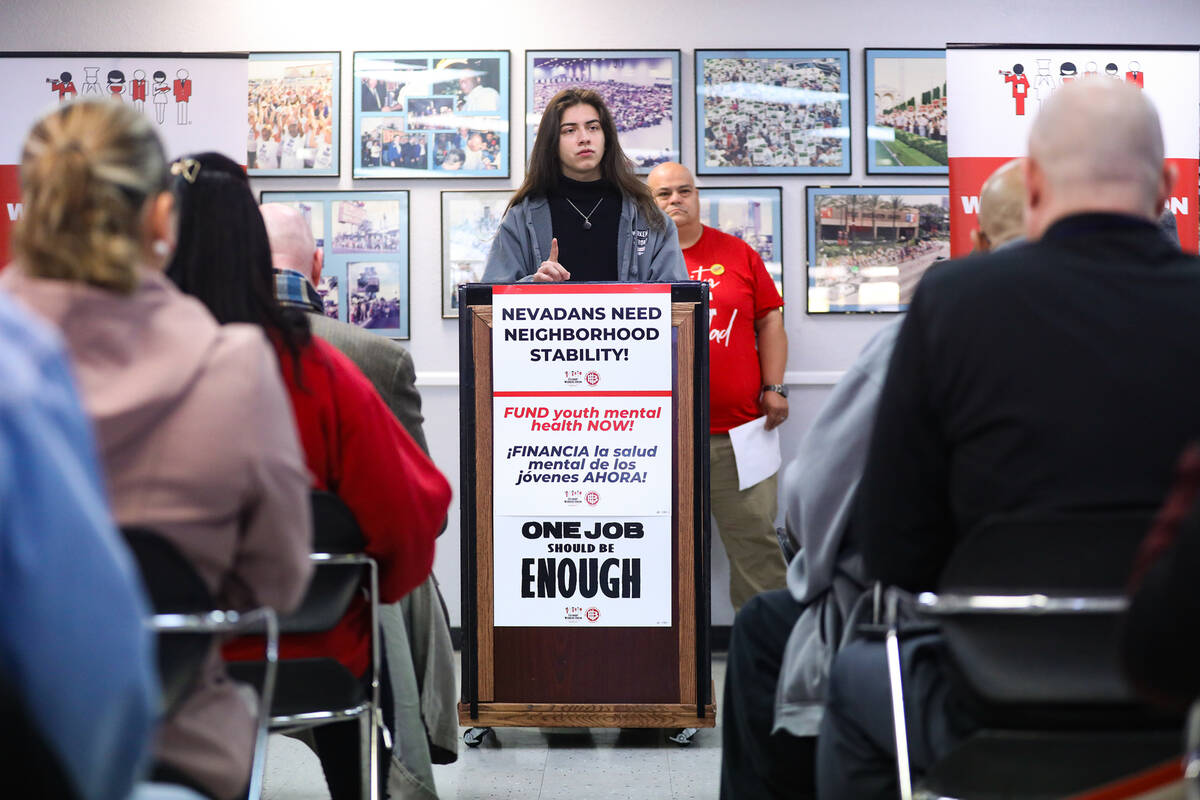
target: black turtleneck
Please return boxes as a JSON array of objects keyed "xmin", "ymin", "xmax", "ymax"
[{"xmin": 548, "ymin": 175, "xmax": 622, "ymax": 282}]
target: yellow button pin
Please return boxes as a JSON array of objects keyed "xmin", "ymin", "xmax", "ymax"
[{"xmin": 710, "ymin": 264, "xmax": 725, "ymax": 276}]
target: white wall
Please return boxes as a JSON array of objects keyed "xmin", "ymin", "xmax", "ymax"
[{"xmin": 6, "ymin": 0, "xmax": 1198, "ymax": 626}]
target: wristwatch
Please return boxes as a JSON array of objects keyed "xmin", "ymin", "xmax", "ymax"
[{"xmin": 762, "ymin": 384, "xmax": 789, "ymax": 398}]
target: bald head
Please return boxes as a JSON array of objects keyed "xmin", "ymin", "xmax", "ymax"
[
  {"xmin": 1025, "ymin": 80, "xmax": 1174, "ymax": 239},
  {"xmin": 974, "ymin": 159, "xmax": 1026, "ymax": 252},
  {"xmin": 260, "ymin": 203, "xmax": 321, "ymax": 282},
  {"xmin": 647, "ymin": 162, "xmax": 702, "ymax": 247}
]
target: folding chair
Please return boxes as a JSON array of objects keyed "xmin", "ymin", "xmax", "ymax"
[
  {"xmin": 227, "ymin": 490, "xmax": 384, "ymax": 800},
  {"xmin": 885, "ymin": 512, "xmax": 1182, "ymax": 800},
  {"xmin": 121, "ymin": 527, "xmax": 278, "ymax": 800}
]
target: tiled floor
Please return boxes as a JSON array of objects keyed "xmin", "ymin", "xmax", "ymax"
[{"xmin": 263, "ymin": 654, "xmax": 726, "ymax": 800}]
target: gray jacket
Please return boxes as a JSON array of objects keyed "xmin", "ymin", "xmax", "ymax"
[
  {"xmin": 308, "ymin": 313, "xmax": 428, "ymax": 453},
  {"xmin": 773, "ymin": 319, "xmax": 901, "ymax": 737},
  {"xmin": 481, "ymin": 193, "xmax": 687, "ymax": 283}
]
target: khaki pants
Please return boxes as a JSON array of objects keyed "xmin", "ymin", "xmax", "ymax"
[{"xmin": 710, "ymin": 433, "xmax": 788, "ymax": 610}]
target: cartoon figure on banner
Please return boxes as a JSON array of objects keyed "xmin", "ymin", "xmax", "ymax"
[
  {"xmin": 1034, "ymin": 58, "xmax": 1055, "ymax": 111},
  {"xmin": 174, "ymin": 68, "xmax": 192, "ymax": 125},
  {"xmin": 1084, "ymin": 61, "xmax": 1099, "ymax": 78},
  {"xmin": 1105, "ymin": 63, "xmax": 1122, "ymax": 80},
  {"xmin": 1059, "ymin": 62, "xmax": 1077, "ymax": 85},
  {"xmin": 131, "ymin": 70, "xmax": 147, "ymax": 111},
  {"xmin": 1126, "ymin": 61, "xmax": 1144, "ymax": 88},
  {"xmin": 46, "ymin": 71, "xmax": 77, "ymax": 101},
  {"xmin": 1000, "ymin": 63, "xmax": 1030, "ymax": 115},
  {"xmin": 106, "ymin": 70, "xmax": 126, "ymax": 101},
  {"xmin": 152, "ymin": 70, "xmax": 170, "ymax": 124},
  {"xmin": 81, "ymin": 67, "xmax": 101, "ymax": 96}
]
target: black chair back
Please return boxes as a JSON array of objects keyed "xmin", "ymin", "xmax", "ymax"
[
  {"xmin": 935, "ymin": 511, "xmax": 1154, "ymax": 708},
  {"xmin": 311, "ymin": 490, "xmax": 367, "ymax": 555},
  {"xmin": 276, "ymin": 491, "xmax": 369, "ymax": 635},
  {"xmin": 120, "ymin": 527, "xmax": 215, "ymax": 716}
]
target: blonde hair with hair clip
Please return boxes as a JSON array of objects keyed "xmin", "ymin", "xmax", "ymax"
[{"xmin": 12, "ymin": 99, "xmax": 169, "ymax": 294}]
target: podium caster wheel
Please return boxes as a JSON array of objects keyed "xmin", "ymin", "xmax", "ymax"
[
  {"xmin": 464, "ymin": 726, "xmax": 493, "ymax": 747},
  {"xmin": 668, "ymin": 727, "xmax": 699, "ymax": 746}
]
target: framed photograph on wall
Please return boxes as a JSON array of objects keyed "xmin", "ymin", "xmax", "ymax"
[
  {"xmin": 526, "ymin": 49, "xmax": 681, "ymax": 173},
  {"xmin": 441, "ymin": 190, "xmax": 509, "ymax": 318},
  {"xmin": 695, "ymin": 49, "xmax": 851, "ymax": 175},
  {"xmin": 353, "ymin": 50, "xmax": 510, "ymax": 178},
  {"xmin": 865, "ymin": 49, "xmax": 947, "ymax": 175},
  {"xmin": 260, "ymin": 190, "xmax": 411, "ymax": 338},
  {"xmin": 248, "ymin": 52, "xmax": 340, "ymax": 176},
  {"xmin": 697, "ymin": 186, "xmax": 783, "ymax": 299},
  {"xmin": 806, "ymin": 186, "xmax": 948, "ymax": 314}
]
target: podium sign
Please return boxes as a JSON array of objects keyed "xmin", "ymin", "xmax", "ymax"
[
  {"xmin": 459, "ymin": 282, "xmax": 715, "ymax": 728},
  {"xmin": 492, "ymin": 285, "xmax": 673, "ymax": 628}
]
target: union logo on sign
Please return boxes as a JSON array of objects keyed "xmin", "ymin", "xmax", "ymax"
[
  {"xmin": 586, "ymin": 607, "xmax": 600, "ymax": 622},
  {"xmin": 586, "ymin": 371, "xmax": 600, "ymax": 386},
  {"xmin": 585, "ymin": 491, "xmax": 600, "ymax": 506}
]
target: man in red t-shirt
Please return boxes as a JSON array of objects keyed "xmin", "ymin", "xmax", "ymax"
[{"xmin": 649, "ymin": 162, "xmax": 789, "ymax": 610}]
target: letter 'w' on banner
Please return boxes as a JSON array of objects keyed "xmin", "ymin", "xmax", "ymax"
[
  {"xmin": 491, "ymin": 284, "xmax": 673, "ymax": 627},
  {"xmin": 947, "ymin": 44, "xmax": 1200, "ymax": 256}
]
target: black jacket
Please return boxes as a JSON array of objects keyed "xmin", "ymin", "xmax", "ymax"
[{"xmin": 854, "ymin": 213, "xmax": 1200, "ymax": 591}]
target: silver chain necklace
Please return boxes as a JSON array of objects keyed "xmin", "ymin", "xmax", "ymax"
[{"xmin": 565, "ymin": 196, "xmax": 604, "ymax": 230}]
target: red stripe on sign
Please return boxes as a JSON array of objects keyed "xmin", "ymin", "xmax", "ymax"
[
  {"xmin": 494, "ymin": 390, "xmax": 673, "ymax": 397},
  {"xmin": 492, "ymin": 284, "xmax": 672, "ymax": 295},
  {"xmin": 1062, "ymin": 758, "xmax": 1182, "ymax": 800},
  {"xmin": 948, "ymin": 155, "xmax": 1014, "ymax": 259},
  {"xmin": 0, "ymin": 164, "xmax": 22, "ymax": 266}
]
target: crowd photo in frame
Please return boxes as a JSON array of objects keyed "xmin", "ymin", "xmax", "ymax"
[
  {"xmin": 353, "ymin": 50, "xmax": 510, "ymax": 178},
  {"xmin": 696, "ymin": 49, "xmax": 851, "ymax": 175},
  {"xmin": 248, "ymin": 52, "xmax": 340, "ymax": 176},
  {"xmin": 260, "ymin": 190, "xmax": 411, "ymax": 338},
  {"xmin": 806, "ymin": 185, "xmax": 949, "ymax": 314},
  {"xmin": 696, "ymin": 186, "xmax": 783, "ymax": 299},
  {"xmin": 441, "ymin": 189, "xmax": 509, "ymax": 318},
  {"xmin": 526, "ymin": 49, "xmax": 681, "ymax": 173},
  {"xmin": 865, "ymin": 48, "xmax": 947, "ymax": 174}
]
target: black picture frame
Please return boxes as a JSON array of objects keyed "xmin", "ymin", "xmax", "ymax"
[
  {"xmin": 695, "ymin": 49, "xmax": 851, "ymax": 176},
  {"xmin": 805, "ymin": 185, "xmax": 949, "ymax": 314}
]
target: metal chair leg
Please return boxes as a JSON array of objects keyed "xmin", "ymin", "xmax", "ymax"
[{"xmin": 885, "ymin": 592, "xmax": 914, "ymax": 800}]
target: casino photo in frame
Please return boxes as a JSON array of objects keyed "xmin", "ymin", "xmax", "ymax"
[
  {"xmin": 806, "ymin": 186, "xmax": 949, "ymax": 314},
  {"xmin": 526, "ymin": 50, "xmax": 681, "ymax": 173},
  {"xmin": 260, "ymin": 191, "xmax": 411, "ymax": 338},
  {"xmin": 441, "ymin": 190, "xmax": 510, "ymax": 319},
  {"xmin": 696, "ymin": 49, "xmax": 851, "ymax": 175},
  {"xmin": 865, "ymin": 48, "xmax": 947, "ymax": 175},
  {"xmin": 248, "ymin": 52, "xmax": 340, "ymax": 176},
  {"xmin": 696, "ymin": 187, "xmax": 783, "ymax": 300},
  {"xmin": 354, "ymin": 50, "xmax": 510, "ymax": 178}
]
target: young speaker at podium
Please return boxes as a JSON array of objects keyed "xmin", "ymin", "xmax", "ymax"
[{"xmin": 482, "ymin": 88, "xmax": 686, "ymax": 284}]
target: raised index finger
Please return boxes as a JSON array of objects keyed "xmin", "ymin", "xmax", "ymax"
[{"xmin": 549, "ymin": 237, "xmax": 559, "ymax": 264}]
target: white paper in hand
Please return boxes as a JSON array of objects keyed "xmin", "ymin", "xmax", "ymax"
[{"xmin": 727, "ymin": 415, "xmax": 782, "ymax": 491}]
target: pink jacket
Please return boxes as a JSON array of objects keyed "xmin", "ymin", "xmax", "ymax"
[{"xmin": 0, "ymin": 266, "xmax": 312, "ymax": 800}]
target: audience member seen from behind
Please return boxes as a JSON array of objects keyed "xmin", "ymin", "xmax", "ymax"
[
  {"xmin": 482, "ymin": 87, "xmax": 686, "ymax": 284},
  {"xmin": 970, "ymin": 158, "xmax": 1027, "ymax": 253},
  {"xmin": 817, "ymin": 80, "xmax": 1200, "ymax": 799},
  {"xmin": 0, "ymin": 99, "xmax": 313, "ymax": 800},
  {"xmin": 0, "ymin": 291, "xmax": 158, "ymax": 800},
  {"xmin": 165, "ymin": 151, "xmax": 452, "ymax": 800},
  {"xmin": 717, "ymin": 157, "xmax": 1028, "ymax": 800}
]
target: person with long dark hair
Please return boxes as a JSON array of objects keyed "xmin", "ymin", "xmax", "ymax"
[
  {"xmin": 482, "ymin": 87, "xmax": 685, "ymax": 283},
  {"xmin": 165, "ymin": 151, "xmax": 452, "ymax": 800}
]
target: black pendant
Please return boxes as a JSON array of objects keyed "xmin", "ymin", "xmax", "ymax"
[{"xmin": 583, "ymin": 221, "xmax": 592, "ymax": 230}]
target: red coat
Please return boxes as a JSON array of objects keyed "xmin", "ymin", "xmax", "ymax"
[{"xmin": 227, "ymin": 335, "xmax": 451, "ymax": 675}]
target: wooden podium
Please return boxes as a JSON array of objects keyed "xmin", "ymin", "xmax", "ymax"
[{"xmin": 457, "ymin": 281, "xmax": 714, "ymax": 731}]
